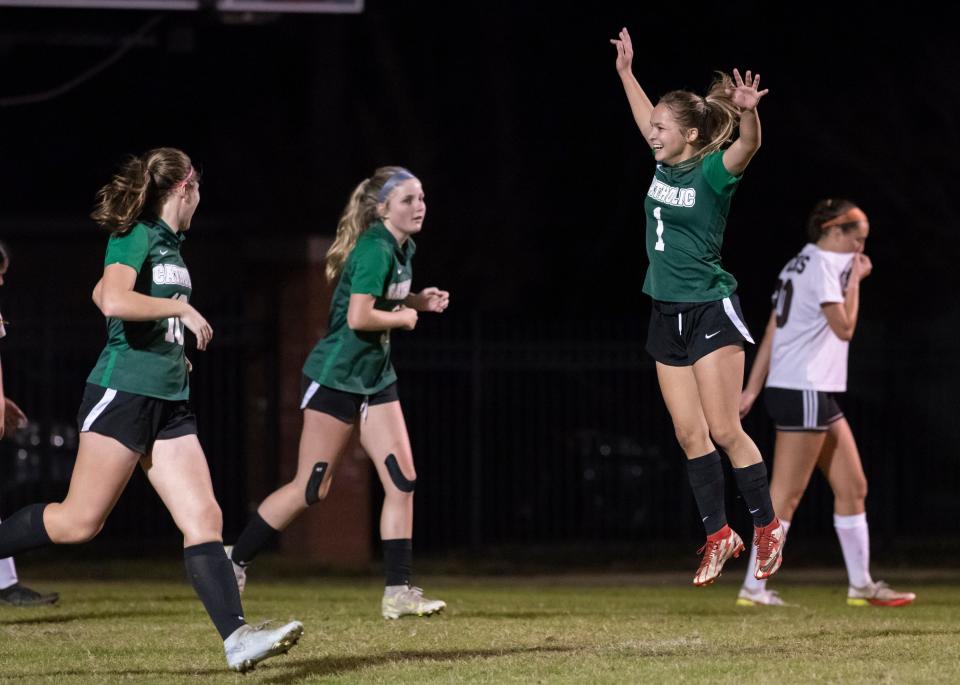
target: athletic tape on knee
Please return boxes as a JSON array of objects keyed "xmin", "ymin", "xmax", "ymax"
[
  {"xmin": 305, "ymin": 462, "xmax": 329, "ymax": 505},
  {"xmin": 384, "ymin": 454, "xmax": 416, "ymax": 492}
]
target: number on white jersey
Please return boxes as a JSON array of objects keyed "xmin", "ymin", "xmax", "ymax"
[{"xmin": 773, "ymin": 278, "xmax": 794, "ymax": 328}]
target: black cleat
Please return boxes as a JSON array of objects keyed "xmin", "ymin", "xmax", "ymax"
[{"xmin": 0, "ymin": 583, "xmax": 60, "ymax": 606}]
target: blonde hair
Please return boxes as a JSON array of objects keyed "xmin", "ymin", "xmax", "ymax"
[
  {"xmin": 91, "ymin": 147, "xmax": 195, "ymax": 234},
  {"xmin": 659, "ymin": 72, "xmax": 741, "ymax": 162},
  {"xmin": 325, "ymin": 166, "xmax": 415, "ymax": 281}
]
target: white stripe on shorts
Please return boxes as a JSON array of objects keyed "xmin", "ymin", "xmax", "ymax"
[
  {"xmin": 803, "ymin": 390, "xmax": 819, "ymax": 429},
  {"xmin": 81, "ymin": 388, "xmax": 118, "ymax": 432},
  {"xmin": 300, "ymin": 381, "xmax": 320, "ymax": 410},
  {"xmin": 722, "ymin": 297, "xmax": 755, "ymax": 344}
]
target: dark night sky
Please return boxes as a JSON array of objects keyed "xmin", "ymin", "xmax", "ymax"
[
  {"xmin": 0, "ymin": 1, "xmax": 957, "ymax": 330},
  {"xmin": 1, "ymin": 1, "xmax": 958, "ymax": 548}
]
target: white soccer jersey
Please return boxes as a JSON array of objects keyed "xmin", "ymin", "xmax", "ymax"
[{"xmin": 766, "ymin": 243, "xmax": 854, "ymax": 392}]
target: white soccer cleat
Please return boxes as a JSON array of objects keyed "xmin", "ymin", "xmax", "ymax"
[
  {"xmin": 224, "ymin": 620, "xmax": 303, "ymax": 673},
  {"xmin": 736, "ymin": 585, "xmax": 786, "ymax": 606},
  {"xmin": 381, "ymin": 585, "xmax": 446, "ymax": 619},
  {"xmin": 224, "ymin": 545, "xmax": 247, "ymax": 594},
  {"xmin": 847, "ymin": 580, "xmax": 915, "ymax": 607},
  {"xmin": 693, "ymin": 525, "xmax": 745, "ymax": 586}
]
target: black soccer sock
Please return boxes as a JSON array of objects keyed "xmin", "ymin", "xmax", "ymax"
[
  {"xmin": 382, "ymin": 539, "xmax": 412, "ymax": 587},
  {"xmin": 230, "ymin": 511, "xmax": 279, "ymax": 567},
  {"xmin": 685, "ymin": 451, "xmax": 727, "ymax": 535},
  {"xmin": 184, "ymin": 542, "xmax": 246, "ymax": 640},
  {"xmin": 733, "ymin": 461, "xmax": 776, "ymax": 527},
  {"xmin": 0, "ymin": 503, "xmax": 52, "ymax": 557}
]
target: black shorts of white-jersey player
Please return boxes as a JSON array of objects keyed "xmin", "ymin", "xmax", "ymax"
[
  {"xmin": 763, "ymin": 387, "xmax": 843, "ymax": 432},
  {"xmin": 0, "ymin": 242, "xmax": 59, "ymax": 607},
  {"xmin": 737, "ymin": 199, "xmax": 914, "ymax": 608},
  {"xmin": 612, "ymin": 27, "xmax": 784, "ymax": 587},
  {"xmin": 0, "ymin": 149, "xmax": 303, "ymax": 671},
  {"xmin": 226, "ymin": 167, "xmax": 451, "ymax": 620}
]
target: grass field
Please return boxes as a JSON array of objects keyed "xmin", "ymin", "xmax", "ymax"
[{"xmin": 0, "ymin": 565, "xmax": 957, "ymax": 684}]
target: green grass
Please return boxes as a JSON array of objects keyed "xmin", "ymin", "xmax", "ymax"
[{"xmin": 1, "ymin": 568, "xmax": 957, "ymax": 684}]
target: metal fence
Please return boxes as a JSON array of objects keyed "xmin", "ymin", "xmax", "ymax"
[{"xmin": 2, "ymin": 300, "xmax": 957, "ymax": 555}]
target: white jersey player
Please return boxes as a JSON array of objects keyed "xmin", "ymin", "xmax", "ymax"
[{"xmin": 736, "ymin": 199, "xmax": 914, "ymax": 608}]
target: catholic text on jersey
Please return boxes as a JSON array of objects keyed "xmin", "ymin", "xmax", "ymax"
[
  {"xmin": 647, "ymin": 179, "xmax": 696, "ymax": 207},
  {"xmin": 152, "ymin": 264, "xmax": 193, "ymax": 288},
  {"xmin": 385, "ymin": 278, "xmax": 412, "ymax": 301}
]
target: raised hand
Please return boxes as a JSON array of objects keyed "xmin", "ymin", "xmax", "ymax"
[
  {"xmin": 727, "ymin": 68, "xmax": 769, "ymax": 111},
  {"xmin": 610, "ymin": 27, "xmax": 634, "ymax": 74}
]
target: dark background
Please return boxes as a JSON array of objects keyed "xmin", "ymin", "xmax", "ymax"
[{"xmin": 0, "ymin": 1, "xmax": 957, "ymax": 565}]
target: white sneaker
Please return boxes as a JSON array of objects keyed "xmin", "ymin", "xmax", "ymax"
[
  {"xmin": 381, "ymin": 585, "xmax": 446, "ymax": 619},
  {"xmin": 224, "ymin": 545, "xmax": 247, "ymax": 594},
  {"xmin": 224, "ymin": 620, "xmax": 303, "ymax": 673},
  {"xmin": 736, "ymin": 586, "xmax": 786, "ymax": 606},
  {"xmin": 847, "ymin": 580, "xmax": 915, "ymax": 607}
]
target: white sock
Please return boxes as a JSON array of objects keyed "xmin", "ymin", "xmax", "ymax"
[
  {"xmin": 0, "ymin": 556, "xmax": 18, "ymax": 590},
  {"xmin": 834, "ymin": 512, "xmax": 873, "ymax": 588},
  {"xmin": 742, "ymin": 519, "xmax": 790, "ymax": 591}
]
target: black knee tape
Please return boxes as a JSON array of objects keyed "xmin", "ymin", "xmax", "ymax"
[
  {"xmin": 305, "ymin": 461, "xmax": 329, "ymax": 505},
  {"xmin": 384, "ymin": 454, "xmax": 416, "ymax": 492}
]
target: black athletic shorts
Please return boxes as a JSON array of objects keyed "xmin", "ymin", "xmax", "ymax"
[
  {"xmin": 764, "ymin": 387, "xmax": 844, "ymax": 432},
  {"xmin": 77, "ymin": 384, "xmax": 198, "ymax": 454},
  {"xmin": 646, "ymin": 294, "xmax": 755, "ymax": 366},
  {"xmin": 299, "ymin": 376, "xmax": 399, "ymax": 424}
]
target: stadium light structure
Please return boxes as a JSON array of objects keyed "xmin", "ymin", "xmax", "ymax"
[{"xmin": 0, "ymin": 0, "xmax": 363, "ymax": 12}]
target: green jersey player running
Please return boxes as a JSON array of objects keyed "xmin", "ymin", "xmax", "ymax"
[
  {"xmin": 0, "ymin": 148, "xmax": 302, "ymax": 673},
  {"xmin": 611, "ymin": 27, "xmax": 785, "ymax": 586},
  {"xmin": 227, "ymin": 166, "xmax": 450, "ymax": 620}
]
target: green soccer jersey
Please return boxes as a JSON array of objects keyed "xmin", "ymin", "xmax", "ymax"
[
  {"xmin": 87, "ymin": 218, "xmax": 192, "ymax": 400},
  {"xmin": 302, "ymin": 222, "xmax": 415, "ymax": 395},
  {"xmin": 642, "ymin": 149, "xmax": 741, "ymax": 302}
]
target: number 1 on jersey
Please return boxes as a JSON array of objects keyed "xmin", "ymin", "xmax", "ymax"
[
  {"xmin": 165, "ymin": 293, "xmax": 187, "ymax": 345},
  {"xmin": 653, "ymin": 207, "xmax": 665, "ymax": 252}
]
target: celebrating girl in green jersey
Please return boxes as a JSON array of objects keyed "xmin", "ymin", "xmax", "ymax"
[
  {"xmin": 228, "ymin": 166, "xmax": 450, "ymax": 619},
  {"xmin": 612, "ymin": 27, "xmax": 785, "ymax": 586},
  {"xmin": 0, "ymin": 149, "xmax": 302, "ymax": 672}
]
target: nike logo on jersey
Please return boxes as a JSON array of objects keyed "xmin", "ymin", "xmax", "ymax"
[
  {"xmin": 749, "ymin": 508, "xmax": 760, "ymax": 514},
  {"xmin": 705, "ymin": 331, "xmax": 721, "ymax": 339},
  {"xmin": 702, "ymin": 516, "xmax": 709, "ymax": 522},
  {"xmin": 159, "ymin": 249, "xmax": 169, "ymax": 256}
]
